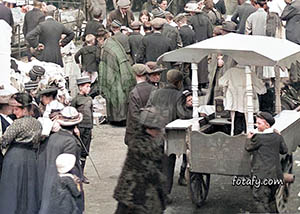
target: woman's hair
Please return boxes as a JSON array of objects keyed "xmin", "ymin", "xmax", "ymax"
[
  {"xmin": 30, "ymin": 104, "xmax": 41, "ymax": 119},
  {"xmin": 139, "ymin": 10, "xmax": 151, "ymax": 22},
  {"xmin": 13, "ymin": 93, "xmax": 33, "ymax": 112},
  {"xmin": 42, "ymin": 90, "xmax": 58, "ymax": 99}
]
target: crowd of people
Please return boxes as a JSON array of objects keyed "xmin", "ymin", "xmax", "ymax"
[{"xmin": 0, "ymin": 0, "xmax": 299, "ymax": 213}]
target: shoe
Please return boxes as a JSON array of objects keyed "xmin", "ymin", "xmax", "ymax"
[
  {"xmin": 166, "ymin": 194, "xmax": 173, "ymax": 205},
  {"xmin": 178, "ymin": 177, "xmax": 187, "ymax": 186},
  {"xmin": 82, "ymin": 175, "xmax": 90, "ymax": 184}
]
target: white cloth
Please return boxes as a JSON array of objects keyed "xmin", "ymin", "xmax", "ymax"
[
  {"xmin": 219, "ymin": 66, "xmax": 266, "ymax": 113},
  {"xmin": 262, "ymin": 66, "xmax": 289, "ymax": 79},
  {"xmin": 43, "ymin": 100, "xmax": 64, "ymax": 118},
  {"xmin": 0, "ymin": 20, "xmax": 12, "ymax": 89},
  {"xmin": 245, "ymin": 8, "xmax": 267, "ymax": 35}
]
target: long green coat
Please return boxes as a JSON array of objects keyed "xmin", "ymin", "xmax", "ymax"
[{"xmin": 98, "ymin": 37, "xmax": 136, "ymax": 122}]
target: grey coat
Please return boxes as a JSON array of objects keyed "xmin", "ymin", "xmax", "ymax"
[
  {"xmin": 231, "ymin": 2, "xmax": 256, "ymax": 34},
  {"xmin": 281, "ymin": 0, "xmax": 300, "ymax": 45},
  {"xmin": 26, "ymin": 18, "xmax": 75, "ymax": 67},
  {"xmin": 189, "ymin": 12, "xmax": 213, "ymax": 42},
  {"xmin": 129, "ymin": 32, "xmax": 143, "ymax": 63}
]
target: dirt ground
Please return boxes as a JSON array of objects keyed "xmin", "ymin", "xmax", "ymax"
[{"xmin": 84, "ymin": 124, "xmax": 300, "ymax": 214}]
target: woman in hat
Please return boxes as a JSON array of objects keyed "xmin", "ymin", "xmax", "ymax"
[
  {"xmin": 39, "ymin": 106, "xmax": 84, "ymax": 214},
  {"xmin": 0, "ymin": 92, "xmax": 42, "ymax": 214}
]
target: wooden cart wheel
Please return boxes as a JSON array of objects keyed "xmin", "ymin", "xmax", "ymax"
[
  {"xmin": 276, "ymin": 154, "xmax": 293, "ymax": 213},
  {"xmin": 187, "ymin": 171, "xmax": 210, "ymax": 207}
]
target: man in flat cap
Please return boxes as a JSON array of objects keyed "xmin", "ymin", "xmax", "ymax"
[
  {"xmin": 26, "ymin": 5, "xmax": 75, "ymax": 67},
  {"xmin": 107, "ymin": 0, "xmax": 135, "ymax": 29},
  {"xmin": 136, "ymin": 17, "xmax": 173, "ymax": 64},
  {"xmin": 146, "ymin": 61, "xmax": 167, "ymax": 89},
  {"xmin": 147, "ymin": 69, "xmax": 193, "ymax": 203},
  {"xmin": 128, "ymin": 21, "xmax": 143, "ymax": 63},
  {"xmin": 124, "ymin": 64, "xmax": 155, "ymax": 145}
]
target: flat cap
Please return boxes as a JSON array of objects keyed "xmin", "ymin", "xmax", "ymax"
[
  {"xmin": 167, "ymin": 69, "xmax": 183, "ymax": 84},
  {"xmin": 145, "ymin": 61, "xmax": 167, "ymax": 74},
  {"xmin": 151, "ymin": 8, "xmax": 166, "ymax": 18},
  {"xmin": 151, "ymin": 17, "xmax": 167, "ymax": 29},
  {"xmin": 139, "ymin": 107, "xmax": 166, "ymax": 129},
  {"xmin": 221, "ymin": 21, "xmax": 237, "ymax": 32},
  {"xmin": 117, "ymin": 0, "xmax": 131, "ymax": 8},
  {"xmin": 111, "ymin": 19, "xmax": 122, "ymax": 28},
  {"xmin": 77, "ymin": 76, "xmax": 91, "ymax": 85},
  {"xmin": 132, "ymin": 64, "xmax": 151, "ymax": 76},
  {"xmin": 257, "ymin": 111, "xmax": 275, "ymax": 127},
  {"xmin": 130, "ymin": 21, "xmax": 142, "ymax": 30}
]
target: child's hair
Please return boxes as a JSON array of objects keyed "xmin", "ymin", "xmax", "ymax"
[{"xmin": 85, "ymin": 34, "xmax": 95, "ymax": 45}]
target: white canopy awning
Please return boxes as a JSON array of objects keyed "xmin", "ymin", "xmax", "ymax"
[{"xmin": 158, "ymin": 33, "xmax": 300, "ymax": 68}]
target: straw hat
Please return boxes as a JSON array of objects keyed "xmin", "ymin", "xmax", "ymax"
[
  {"xmin": 57, "ymin": 106, "xmax": 83, "ymax": 126},
  {"xmin": 56, "ymin": 153, "xmax": 76, "ymax": 174}
]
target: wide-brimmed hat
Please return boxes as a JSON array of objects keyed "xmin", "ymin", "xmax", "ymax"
[
  {"xmin": 139, "ymin": 107, "xmax": 166, "ymax": 129},
  {"xmin": 256, "ymin": 111, "xmax": 275, "ymax": 126},
  {"xmin": 57, "ymin": 106, "xmax": 83, "ymax": 126},
  {"xmin": 221, "ymin": 21, "xmax": 237, "ymax": 33},
  {"xmin": 9, "ymin": 92, "xmax": 32, "ymax": 107},
  {"xmin": 24, "ymin": 81, "xmax": 39, "ymax": 91},
  {"xmin": 38, "ymin": 86, "xmax": 58, "ymax": 95},
  {"xmin": 184, "ymin": 2, "xmax": 202, "ymax": 13},
  {"xmin": 130, "ymin": 21, "xmax": 142, "ymax": 30},
  {"xmin": 132, "ymin": 64, "xmax": 151, "ymax": 76},
  {"xmin": 167, "ymin": 69, "xmax": 183, "ymax": 83},
  {"xmin": 145, "ymin": 61, "xmax": 167, "ymax": 74},
  {"xmin": 29, "ymin": 65, "xmax": 46, "ymax": 77},
  {"xmin": 111, "ymin": 19, "xmax": 122, "ymax": 28},
  {"xmin": 56, "ymin": 153, "xmax": 76, "ymax": 174},
  {"xmin": 77, "ymin": 76, "xmax": 91, "ymax": 85},
  {"xmin": 151, "ymin": 17, "xmax": 167, "ymax": 29},
  {"xmin": 117, "ymin": 0, "xmax": 131, "ymax": 8}
]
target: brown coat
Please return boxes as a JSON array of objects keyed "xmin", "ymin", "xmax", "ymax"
[{"xmin": 107, "ymin": 8, "xmax": 134, "ymax": 29}]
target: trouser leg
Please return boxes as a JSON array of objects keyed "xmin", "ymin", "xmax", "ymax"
[{"xmin": 166, "ymin": 154, "xmax": 176, "ymax": 194}]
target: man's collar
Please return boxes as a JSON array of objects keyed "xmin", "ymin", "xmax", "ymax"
[{"xmin": 45, "ymin": 16, "xmax": 54, "ymax": 20}]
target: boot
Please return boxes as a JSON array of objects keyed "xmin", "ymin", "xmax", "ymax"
[{"xmin": 178, "ymin": 167, "xmax": 187, "ymax": 186}]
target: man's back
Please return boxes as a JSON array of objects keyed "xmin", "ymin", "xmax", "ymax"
[
  {"xmin": 231, "ymin": 2, "xmax": 256, "ymax": 34},
  {"xmin": 83, "ymin": 19, "xmax": 104, "ymax": 38},
  {"xmin": 189, "ymin": 12, "xmax": 213, "ymax": 42},
  {"xmin": 246, "ymin": 8, "xmax": 267, "ymax": 35},
  {"xmin": 23, "ymin": 8, "xmax": 45, "ymax": 37},
  {"xmin": 0, "ymin": 3, "xmax": 13, "ymax": 28}
]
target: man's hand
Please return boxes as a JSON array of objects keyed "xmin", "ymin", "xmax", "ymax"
[{"xmin": 247, "ymin": 131, "xmax": 254, "ymax": 139}]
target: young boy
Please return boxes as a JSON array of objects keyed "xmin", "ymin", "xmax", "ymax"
[
  {"xmin": 245, "ymin": 111, "xmax": 288, "ymax": 213},
  {"xmin": 71, "ymin": 76, "xmax": 93, "ymax": 184},
  {"xmin": 74, "ymin": 34, "xmax": 98, "ymax": 84}
]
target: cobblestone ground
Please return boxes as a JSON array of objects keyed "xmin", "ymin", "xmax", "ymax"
[{"xmin": 84, "ymin": 124, "xmax": 300, "ymax": 214}]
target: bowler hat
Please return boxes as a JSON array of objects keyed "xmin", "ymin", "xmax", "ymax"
[
  {"xmin": 77, "ymin": 76, "xmax": 91, "ymax": 85},
  {"xmin": 117, "ymin": 0, "xmax": 131, "ymax": 8},
  {"xmin": 150, "ymin": 17, "xmax": 167, "ymax": 29},
  {"xmin": 167, "ymin": 69, "xmax": 183, "ymax": 84},
  {"xmin": 132, "ymin": 64, "xmax": 151, "ymax": 76},
  {"xmin": 139, "ymin": 107, "xmax": 166, "ymax": 129},
  {"xmin": 56, "ymin": 153, "xmax": 76, "ymax": 174},
  {"xmin": 256, "ymin": 111, "xmax": 275, "ymax": 127},
  {"xmin": 221, "ymin": 21, "xmax": 237, "ymax": 32},
  {"xmin": 57, "ymin": 106, "xmax": 83, "ymax": 126}
]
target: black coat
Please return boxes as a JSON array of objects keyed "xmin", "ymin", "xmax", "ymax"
[
  {"xmin": 0, "ymin": 3, "xmax": 13, "ymax": 27},
  {"xmin": 128, "ymin": 32, "xmax": 143, "ymax": 63},
  {"xmin": 74, "ymin": 45, "xmax": 98, "ymax": 72},
  {"xmin": 23, "ymin": 8, "xmax": 45, "ymax": 37},
  {"xmin": 179, "ymin": 25, "xmax": 195, "ymax": 47},
  {"xmin": 281, "ymin": 0, "xmax": 300, "ymax": 45},
  {"xmin": 26, "ymin": 18, "xmax": 75, "ymax": 67},
  {"xmin": 245, "ymin": 132, "xmax": 288, "ymax": 180},
  {"xmin": 125, "ymin": 81, "xmax": 155, "ymax": 144},
  {"xmin": 83, "ymin": 19, "xmax": 104, "ymax": 38},
  {"xmin": 231, "ymin": 2, "xmax": 256, "ymax": 34},
  {"xmin": 162, "ymin": 23, "xmax": 182, "ymax": 50},
  {"xmin": 38, "ymin": 129, "xmax": 83, "ymax": 214},
  {"xmin": 136, "ymin": 32, "xmax": 172, "ymax": 63},
  {"xmin": 189, "ymin": 12, "xmax": 213, "ymax": 42}
]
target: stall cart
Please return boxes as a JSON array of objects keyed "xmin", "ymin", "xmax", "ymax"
[{"xmin": 160, "ymin": 33, "xmax": 300, "ymax": 212}]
